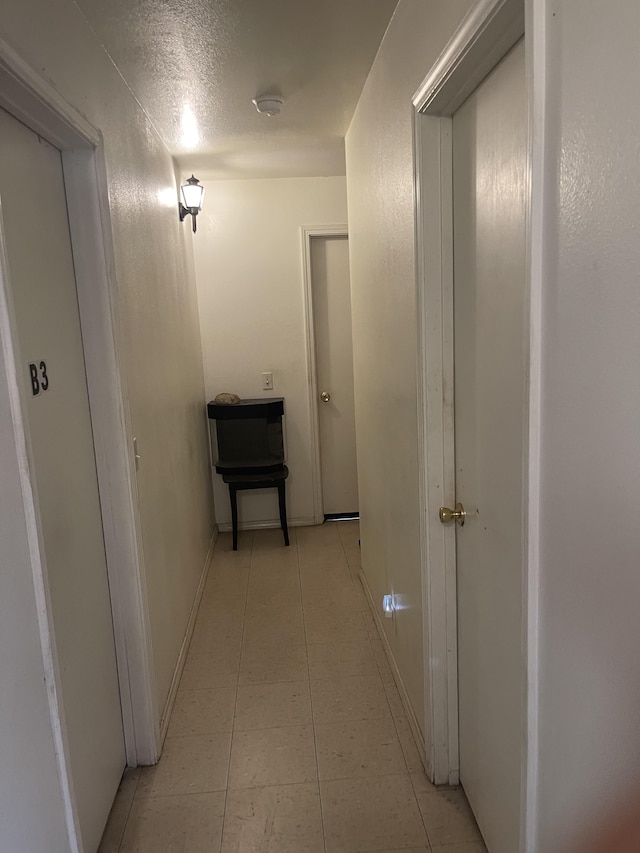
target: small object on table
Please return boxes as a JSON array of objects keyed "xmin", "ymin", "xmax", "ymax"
[{"xmin": 213, "ymin": 392, "xmax": 241, "ymax": 405}]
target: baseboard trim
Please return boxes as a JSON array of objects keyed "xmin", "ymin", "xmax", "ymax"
[
  {"xmin": 158, "ymin": 525, "xmax": 218, "ymax": 744},
  {"xmin": 217, "ymin": 517, "xmax": 315, "ymax": 532},
  {"xmin": 359, "ymin": 567, "xmax": 427, "ymax": 769}
]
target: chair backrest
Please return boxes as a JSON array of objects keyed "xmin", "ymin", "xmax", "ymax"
[{"xmin": 208, "ymin": 397, "xmax": 285, "ymax": 475}]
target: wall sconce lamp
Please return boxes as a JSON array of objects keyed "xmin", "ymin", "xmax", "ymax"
[{"xmin": 179, "ymin": 175, "xmax": 205, "ymax": 233}]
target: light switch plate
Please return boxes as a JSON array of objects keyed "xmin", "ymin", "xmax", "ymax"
[{"xmin": 262, "ymin": 371, "xmax": 273, "ymax": 390}]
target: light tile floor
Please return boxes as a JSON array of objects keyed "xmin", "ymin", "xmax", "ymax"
[{"xmin": 100, "ymin": 522, "xmax": 487, "ymax": 853}]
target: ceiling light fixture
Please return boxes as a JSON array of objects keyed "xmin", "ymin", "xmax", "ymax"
[
  {"xmin": 178, "ymin": 175, "xmax": 205, "ymax": 233},
  {"xmin": 252, "ymin": 95, "xmax": 284, "ymax": 116}
]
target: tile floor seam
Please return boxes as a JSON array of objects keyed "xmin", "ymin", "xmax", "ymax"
[
  {"xmin": 113, "ymin": 772, "xmax": 140, "ymax": 853},
  {"xmin": 341, "ymin": 537, "xmax": 434, "ymax": 851},
  {"xmin": 224, "ymin": 778, "xmax": 321, "ymax": 793},
  {"xmin": 362, "ymin": 584, "xmax": 423, "ymax": 780},
  {"xmin": 299, "ymin": 532, "xmax": 329, "ymax": 853},
  {"xmin": 220, "ymin": 528, "xmax": 254, "ymax": 850},
  {"xmin": 362, "ymin": 631, "xmax": 407, "ymax": 748},
  {"xmin": 233, "ymin": 716, "xmax": 314, "ymax": 734},
  {"xmin": 358, "ymin": 844, "xmax": 433, "ymax": 853},
  {"xmin": 134, "ymin": 784, "xmax": 228, "ymax": 798},
  {"xmin": 237, "ymin": 676, "xmax": 309, "ymax": 686},
  {"xmin": 317, "ymin": 768, "xmax": 431, "ymax": 785},
  {"xmin": 358, "ymin": 849, "xmax": 432, "ymax": 853},
  {"xmin": 173, "ymin": 686, "xmax": 234, "ymax": 693},
  {"xmin": 164, "ymin": 731, "xmax": 233, "ymax": 740},
  {"xmin": 411, "ymin": 774, "xmax": 441, "ymax": 852},
  {"xmin": 335, "ymin": 521, "xmax": 351, "ymax": 565},
  {"xmin": 124, "ymin": 790, "xmax": 227, "ymax": 801}
]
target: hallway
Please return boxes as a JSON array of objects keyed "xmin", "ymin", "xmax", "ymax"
[{"xmin": 99, "ymin": 522, "xmax": 485, "ymax": 853}]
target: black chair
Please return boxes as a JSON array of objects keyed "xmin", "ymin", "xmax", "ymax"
[
  {"xmin": 207, "ymin": 398, "xmax": 290, "ymax": 551},
  {"xmin": 222, "ymin": 466, "xmax": 289, "ymax": 551}
]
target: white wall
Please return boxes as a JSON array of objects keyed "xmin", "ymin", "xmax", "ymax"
[
  {"xmin": 345, "ymin": 0, "xmax": 474, "ymax": 751},
  {"xmin": 533, "ymin": 1, "xmax": 640, "ymax": 848},
  {"xmin": 1, "ymin": 0, "xmax": 213, "ymax": 779},
  {"xmin": 192, "ymin": 176, "xmax": 347, "ymax": 528}
]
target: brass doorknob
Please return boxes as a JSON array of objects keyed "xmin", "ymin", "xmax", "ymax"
[
  {"xmin": 439, "ymin": 503, "xmax": 466, "ymax": 526},
  {"xmin": 321, "ymin": 391, "xmax": 331, "ymax": 402}
]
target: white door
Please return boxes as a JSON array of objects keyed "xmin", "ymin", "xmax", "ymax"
[
  {"xmin": 0, "ymin": 107, "xmax": 125, "ymax": 850},
  {"xmin": 311, "ymin": 234, "xmax": 359, "ymax": 517},
  {"xmin": 452, "ymin": 40, "xmax": 527, "ymax": 853}
]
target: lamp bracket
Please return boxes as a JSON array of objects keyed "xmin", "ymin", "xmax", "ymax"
[{"xmin": 178, "ymin": 203, "xmax": 198, "ymax": 232}]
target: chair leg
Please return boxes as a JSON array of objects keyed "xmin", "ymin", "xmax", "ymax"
[
  {"xmin": 229, "ymin": 485, "xmax": 239, "ymax": 551},
  {"xmin": 277, "ymin": 480, "xmax": 290, "ymax": 547}
]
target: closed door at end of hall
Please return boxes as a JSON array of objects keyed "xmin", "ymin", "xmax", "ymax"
[{"xmin": 311, "ymin": 235, "xmax": 359, "ymax": 517}]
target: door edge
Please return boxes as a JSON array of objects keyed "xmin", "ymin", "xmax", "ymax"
[{"xmin": 412, "ymin": 4, "xmax": 536, "ymax": 850}]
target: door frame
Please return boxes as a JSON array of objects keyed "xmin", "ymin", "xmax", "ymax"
[
  {"xmin": 0, "ymin": 38, "xmax": 158, "ymax": 790},
  {"xmin": 412, "ymin": 0, "xmax": 538, "ymax": 830},
  {"xmin": 300, "ymin": 224, "xmax": 349, "ymax": 524}
]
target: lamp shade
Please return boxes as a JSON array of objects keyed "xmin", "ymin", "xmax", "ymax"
[{"xmin": 181, "ymin": 175, "xmax": 204, "ymax": 210}]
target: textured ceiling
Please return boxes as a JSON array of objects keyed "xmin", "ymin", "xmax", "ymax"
[{"xmin": 75, "ymin": 0, "xmax": 399, "ymax": 178}]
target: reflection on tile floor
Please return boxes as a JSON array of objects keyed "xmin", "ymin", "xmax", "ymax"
[{"xmin": 99, "ymin": 522, "xmax": 487, "ymax": 853}]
